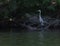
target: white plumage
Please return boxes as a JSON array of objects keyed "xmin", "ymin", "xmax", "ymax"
[{"xmin": 38, "ymin": 10, "xmax": 44, "ymax": 26}]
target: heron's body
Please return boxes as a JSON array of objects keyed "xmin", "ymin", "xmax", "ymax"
[
  {"xmin": 39, "ymin": 15, "xmax": 44, "ymax": 25},
  {"xmin": 38, "ymin": 10, "xmax": 44, "ymax": 26}
]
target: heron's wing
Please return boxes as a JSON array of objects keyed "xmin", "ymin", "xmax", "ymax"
[{"xmin": 39, "ymin": 15, "xmax": 44, "ymax": 23}]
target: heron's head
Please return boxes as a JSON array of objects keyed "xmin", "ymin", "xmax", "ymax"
[{"xmin": 38, "ymin": 10, "xmax": 41, "ymax": 13}]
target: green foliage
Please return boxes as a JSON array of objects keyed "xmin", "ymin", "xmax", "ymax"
[
  {"xmin": 0, "ymin": 0, "xmax": 60, "ymax": 18},
  {"xmin": 47, "ymin": 5, "xmax": 56, "ymax": 11},
  {"xmin": 9, "ymin": 0, "xmax": 17, "ymax": 11},
  {"xmin": 56, "ymin": 0, "xmax": 60, "ymax": 5}
]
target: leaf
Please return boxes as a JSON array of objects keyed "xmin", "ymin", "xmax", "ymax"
[{"xmin": 47, "ymin": 6, "xmax": 56, "ymax": 11}]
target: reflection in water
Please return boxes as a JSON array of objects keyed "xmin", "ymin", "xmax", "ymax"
[
  {"xmin": 0, "ymin": 31, "xmax": 60, "ymax": 46},
  {"xmin": 39, "ymin": 30, "xmax": 45, "ymax": 46},
  {"xmin": 16, "ymin": 31, "xmax": 60, "ymax": 46},
  {"xmin": 9, "ymin": 29, "xmax": 16, "ymax": 46}
]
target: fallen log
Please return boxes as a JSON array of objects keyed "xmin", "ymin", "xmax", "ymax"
[{"xmin": 44, "ymin": 19, "xmax": 60, "ymax": 30}]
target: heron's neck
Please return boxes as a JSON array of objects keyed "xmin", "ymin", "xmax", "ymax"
[{"xmin": 39, "ymin": 12, "xmax": 41, "ymax": 16}]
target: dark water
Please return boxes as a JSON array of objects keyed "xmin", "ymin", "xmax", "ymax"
[{"xmin": 0, "ymin": 31, "xmax": 60, "ymax": 46}]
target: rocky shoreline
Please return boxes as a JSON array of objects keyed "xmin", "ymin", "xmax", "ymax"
[{"xmin": 0, "ymin": 16, "xmax": 60, "ymax": 32}]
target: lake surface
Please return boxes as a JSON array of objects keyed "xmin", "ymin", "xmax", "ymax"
[{"xmin": 0, "ymin": 31, "xmax": 60, "ymax": 46}]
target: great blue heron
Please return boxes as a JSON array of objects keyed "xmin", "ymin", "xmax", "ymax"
[{"xmin": 38, "ymin": 10, "xmax": 44, "ymax": 26}]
